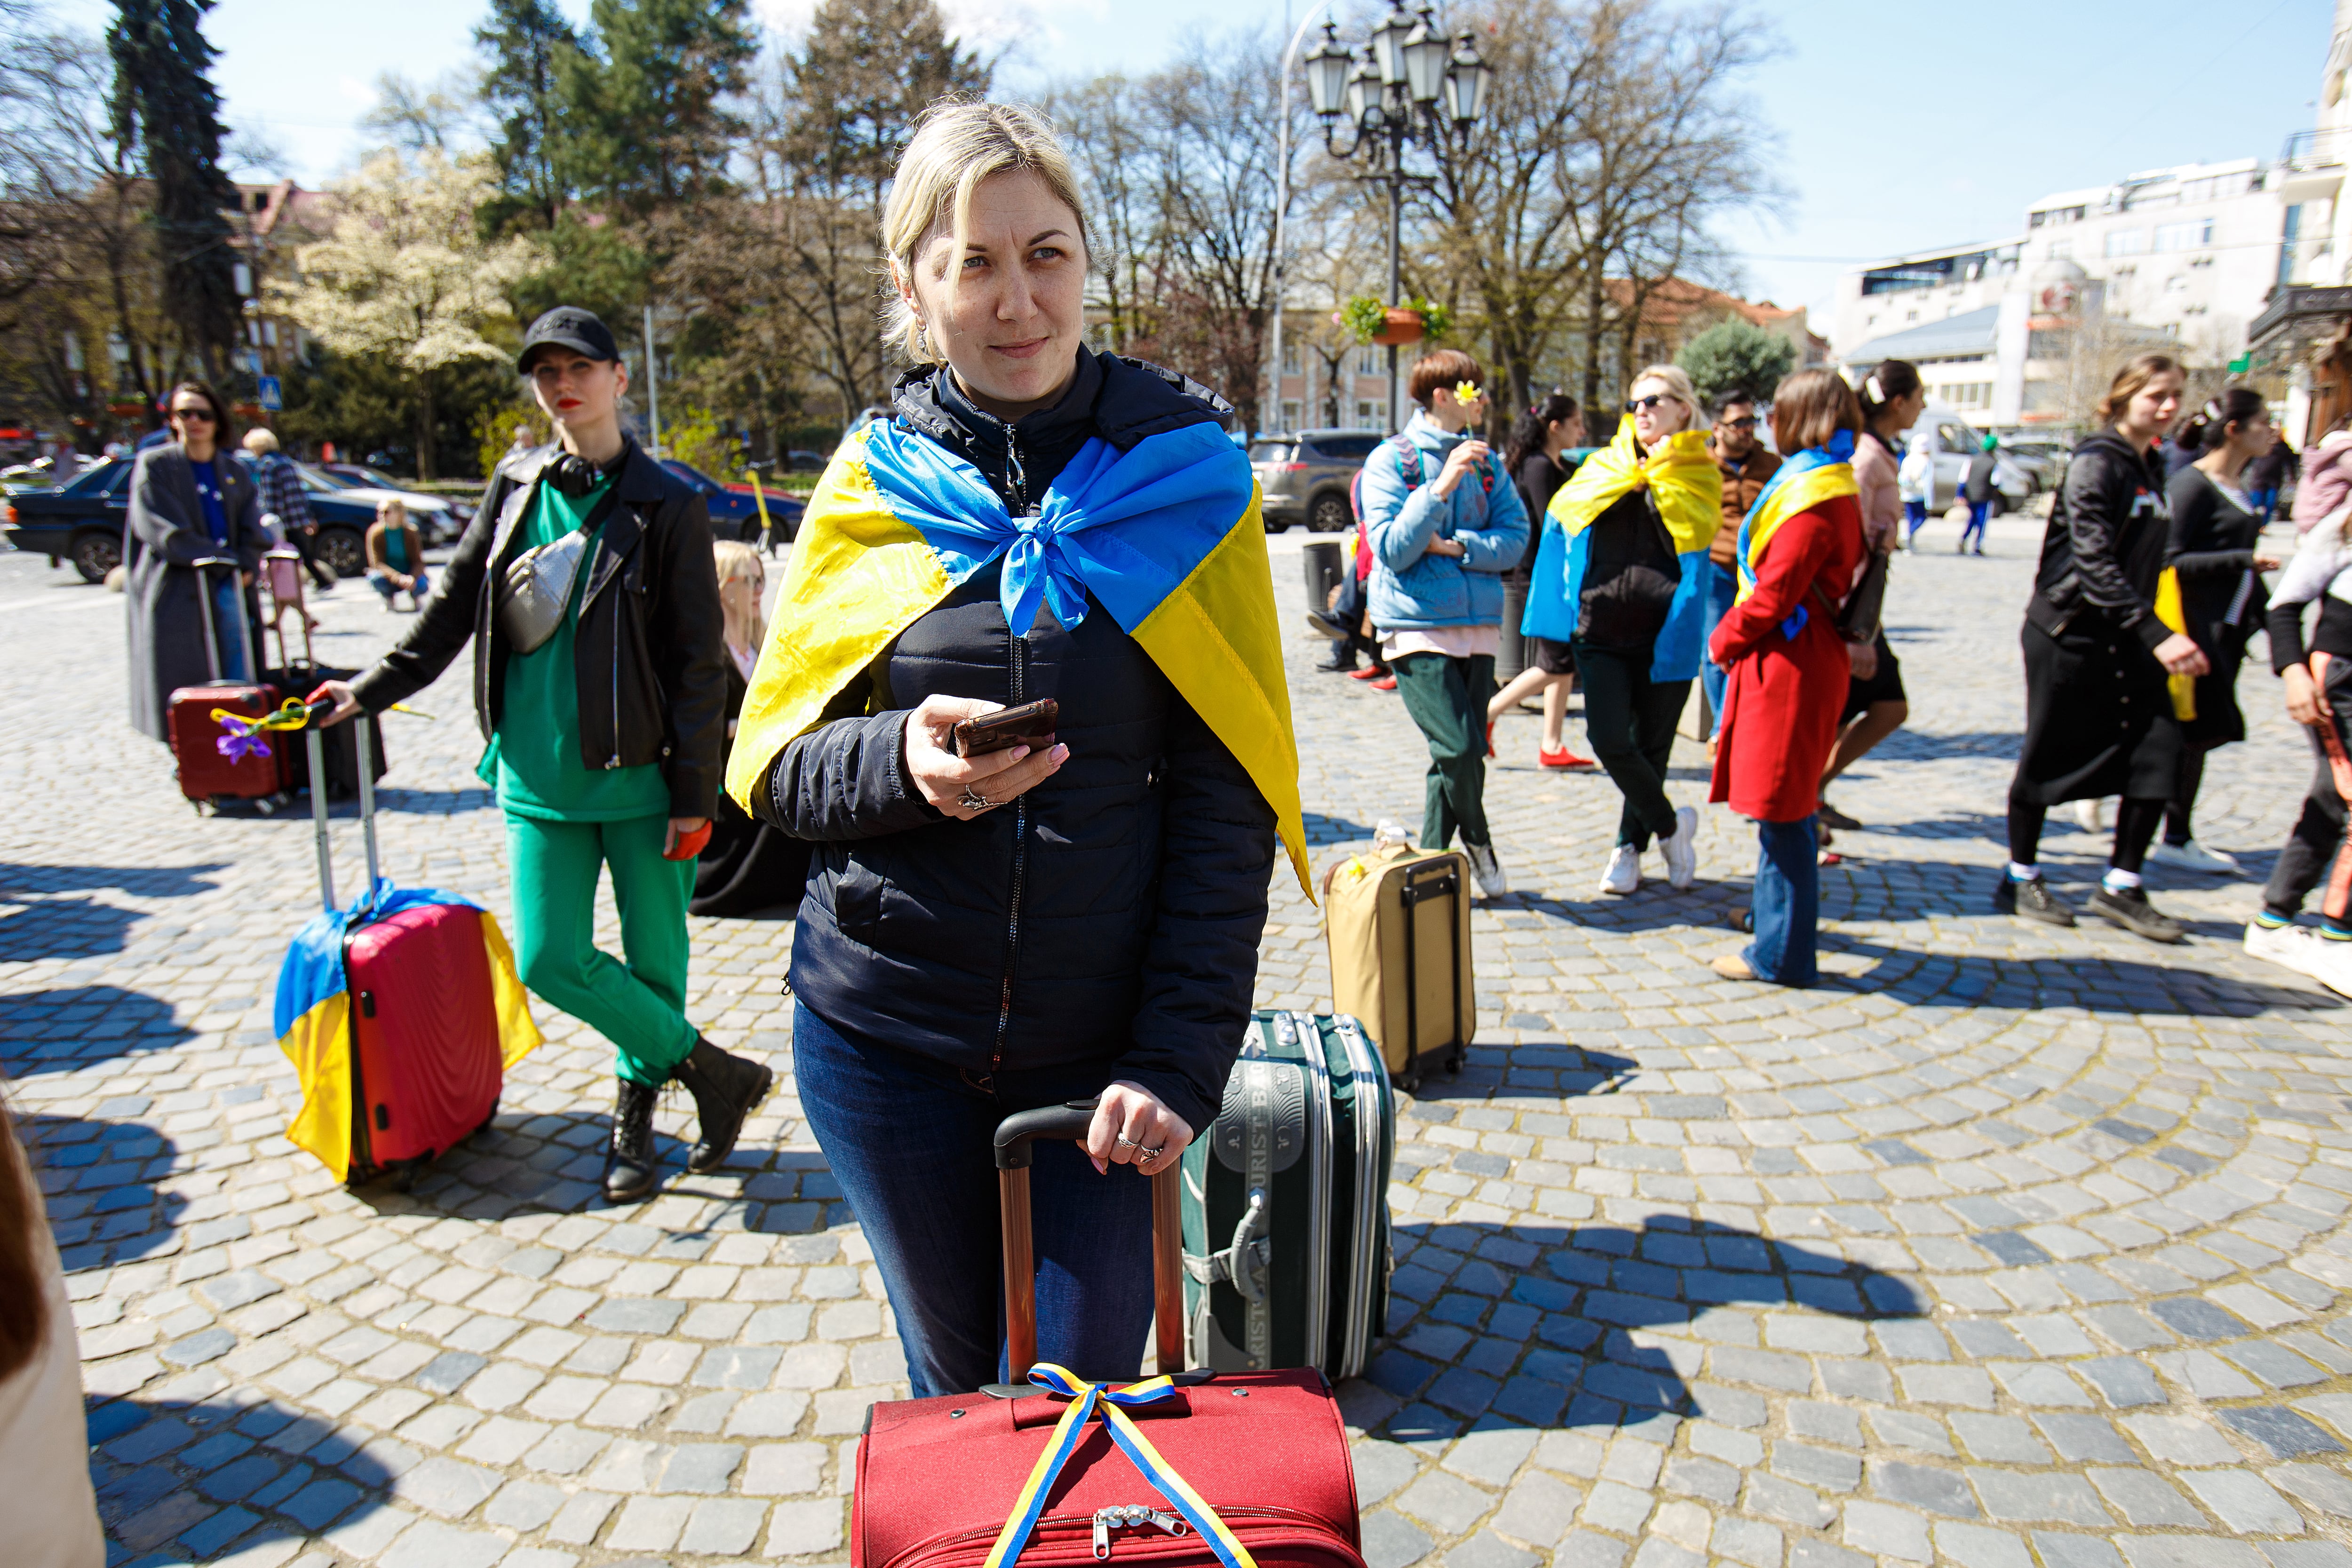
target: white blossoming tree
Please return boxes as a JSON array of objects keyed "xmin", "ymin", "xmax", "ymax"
[{"xmin": 270, "ymin": 148, "xmax": 544, "ymax": 478}]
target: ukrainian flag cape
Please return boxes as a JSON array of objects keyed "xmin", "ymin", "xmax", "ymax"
[
  {"xmin": 1735, "ymin": 430, "xmax": 1860, "ymax": 639},
  {"xmin": 1518, "ymin": 416, "xmax": 1723, "ymax": 680},
  {"xmin": 725, "ymin": 418, "xmax": 1310, "ymax": 894},
  {"xmin": 271, "ymin": 882, "xmax": 540, "ymax": 1178}
]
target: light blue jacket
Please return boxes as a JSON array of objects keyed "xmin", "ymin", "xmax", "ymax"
[{"xmin": 1361, "ymin": 413, "xmax": 1530, "ymax": 631}]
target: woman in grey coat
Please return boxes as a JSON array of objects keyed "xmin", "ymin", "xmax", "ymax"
[{"xmin": 124, "ymin": 382, "xmax": 268, "ymax": 740}]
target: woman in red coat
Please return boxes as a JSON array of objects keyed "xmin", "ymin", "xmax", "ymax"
[{"xmin": 1707, "ymin": 370, "xmax": 1869, "ymax": 986}]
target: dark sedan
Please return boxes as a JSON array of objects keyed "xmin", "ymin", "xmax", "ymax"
[
  {"xmin": 2, "ymin": 457, "xmax": 385, "ymax": 581},
  {"xmin": 660, "ymin": 459, "xmax": 803, "ymax": 545}
]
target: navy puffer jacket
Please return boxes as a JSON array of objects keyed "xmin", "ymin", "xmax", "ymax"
[{"xmin": 752, "ymin": 348, "xmax": 1276, "ymax": 1134}]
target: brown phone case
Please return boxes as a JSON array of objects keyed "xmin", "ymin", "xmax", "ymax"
[{"xmin": 952, "ymin": 697, "xmax": 1059, "ymax": 758}]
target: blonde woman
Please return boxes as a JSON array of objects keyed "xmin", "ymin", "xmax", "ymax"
[
  {"xmin": 1526, "ymin": 365, "xmax": 1724, "ymax": 894},
  {"xmin": 691, "ymin": 541, "xmax": 806, "ymax": 916},
  {"xmin": 726, "ymin": 101, "xmax": 1303, "ymax": 1395},
  {"xmin": 364, "ymin": 496, "xmax": 429, "ymax": 611}
]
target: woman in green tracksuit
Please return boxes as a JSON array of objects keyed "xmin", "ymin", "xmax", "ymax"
[{"xmin": 319, "ymin": 306, "xmax": 769, "ymax": 1202}]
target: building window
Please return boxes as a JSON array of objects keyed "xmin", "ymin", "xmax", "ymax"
[
  {"xmin": 1357, "ymin": 348, "xmax": 1381, "ymax": 377},
  {"xmin": 2047, "ymin": 239, "xmax": 2073, "ymax": 260},
  {"xmin": 1280, "ymin": 400, "xmax": 1301, "ymax": 428},
  {"xmin": 1355, "ymin": 399, "xmax": 1382, "ymax": 429},
  {"xmin": 1938, "ymin": 382, "xmax": 1991, "ymax": 410},
  {"xmin": 1282, "ymin": 343, "xmax": 1301, "ymax": 374},
  {"xmin": 2105, "ymin": 229, "xmax": 2148, "ymax": 258},
  {"xmin": 2154, "ymin": 219, "xmax": 2213, "ymax": 252}
]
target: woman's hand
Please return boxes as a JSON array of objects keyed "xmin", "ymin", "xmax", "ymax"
[
  {"xmin": 1431, "ymin": 439, "xmax": 1491, "ymax": 499},
  {"xmin": 1425, "ymin": 536, "xmax": 1467, "ymax": 558},
  {"xmin": 2153, "ymin": 632, "xmax": 2210, "ymax": 678},
  {"xmin": 1085, "ymin": 1081, "xmax": 1192, "ymax": 1177},
  {"xmin": 2285, "ymin": 663, "xmax": 2333, "ymax": 727},
  {"xmin": 1846, "ymin": 638, "xmax": 1879, "ymax": 681},
  {"xmin": 903, "ymin": 695, "xmax": 1068, "ymax": 821},
  {"xmin": 312, "ymin": 678, "xmax": 363, "ymax": 726},
  {"xmin": 2255, "ymin": 554, "xmax": 2283, "ymax": 571}
]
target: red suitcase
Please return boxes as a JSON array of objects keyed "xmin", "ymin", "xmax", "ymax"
[
  {"xmin": 168, "ymin": 556, "xmax": 287, "ymax": 807},
  {"xmin": 850, "ymin": 1105, "xmax": 1367, "ymax": 1568},
  {"xmin": 304, "ymin": 721, "xmax": 504, "ymax": 1184}
]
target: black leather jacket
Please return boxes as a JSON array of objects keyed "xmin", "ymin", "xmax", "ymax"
[
  {"xmin": 2027, "ymin": 431, "xmax": 2173, "ymax": 651},
  {"xmin": 350, "ymin": 439, "xmax": 729, "ymax": 819},
  {"xmin": 751, "ymin": 349, "xmax": 1274, "ymax": 1133}
]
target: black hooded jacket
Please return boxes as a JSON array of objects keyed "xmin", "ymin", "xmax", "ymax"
[
  {"xmin": 2027, "ymin": 430, "xmax": 2174, "ymax": 651},
  {"xmin": 752, "ymin": 348, "xmax": 1276, "ymax": 1133}
]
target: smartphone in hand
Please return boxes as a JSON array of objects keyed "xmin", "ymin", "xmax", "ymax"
[{"xmin": 952, "ymin": 697, "xmax": 1058, "ymax": 759}]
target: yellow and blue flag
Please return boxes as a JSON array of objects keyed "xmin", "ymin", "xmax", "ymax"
[
  {"xmin": 271, "ymin": 881, "xmax": 540, "ymax": 1178},
  {"xmin": 725, "ymin": 419, "xmax": 1310, "ymax": 894},
  {"xmin": 1734, "ymin": 430, "xmax": 1860, "ymax": 640},
  {"xmin": 1518, "ymin": 416, "xmax": 1723, "ymax": 680}
]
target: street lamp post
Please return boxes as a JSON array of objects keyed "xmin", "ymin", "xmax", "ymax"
[{"xmin": 1303, "ymin": 4, "xmax": 1491, "ymax": 434}]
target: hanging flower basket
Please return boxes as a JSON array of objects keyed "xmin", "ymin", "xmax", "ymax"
[{"xmin": 1336, "ymin": 295, "xmax": 1454, "ymax": 347}]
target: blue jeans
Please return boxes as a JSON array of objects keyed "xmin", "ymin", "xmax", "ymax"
[
  {"xmin": 1902, "ymin": 500, "xmax": 1928, "ymax": 543},
  {"xmin": 1745, "ymin": 816, "xmax": 1819, "ymax": 987},
  {"xmin": 2250, "ymin": 486, "xmax": 2279, "ymax": 524},
  {"xmin": 208, "ymin": 577, "xmax": 250, "ymax": 682},
  {"xmin": 1960, "ymin": 501, "xmax": 1989, "ymax": 552},
  {"xmin": 790, "ymin": 1002, "xmax": 1155, "ymax": 1397},
  {"xmin": 1699, "ymin": 560, "xmax": 1737, "ymax": 732},
  {"xmin": 370, "ymin": 567, "xmax": 430, "ymax": 603}
]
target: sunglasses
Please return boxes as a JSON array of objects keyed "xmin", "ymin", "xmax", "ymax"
[
  {"xmin": 171, "ymin": 406, "xmax": 216, "ymax": 423},
  {"xmin": 1624, "ymin": 394, "xmax": 1678, "ymax": 413},
  {"xmin": 1718, "ymin": 416, "xmax": 1758, "ymax": 431}
]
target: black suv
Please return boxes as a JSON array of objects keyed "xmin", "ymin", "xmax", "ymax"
[
  {"xmin": 4, "ymin": 457, "xmax": 387, "ymax": 582},
  {"xmin": 1250, "ymin": 430, "xmax": 1387, "ymax": 533}
]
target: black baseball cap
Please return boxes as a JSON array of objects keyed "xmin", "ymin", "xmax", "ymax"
[{"xmin": 518, "ymin": 307, "xmax": 620, "ymax": 371}]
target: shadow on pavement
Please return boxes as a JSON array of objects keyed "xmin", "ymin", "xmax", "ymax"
[
  {"xmin": 1829, "ymin": 936, "xmax": 2342, "ymax": 1017},
  {"xmin": 0, "ymin": 861, "xmax": 224, "ymax": 899},
  {"xmin": 86, "ymin": 1390, "xmax": 397, "ymax": 1562},
  {"xmin": 1303, "ymin": 811, "xmax": 1380, "ymax": 845},
  {"xmin": 0, "ymin": 985, "xmax": 197, "ymax": 1078},
  {"xmin": 0, "ymin": 860, "xmax": 225, "ymax": 963},
  {"xmin": 1359, "ymin": 1216, "xmax": 1923, "ymax": 1437},
  {"xmin": 21, "ymin": 1113, "xmax": 187, "ymax": 1268},
  {"xmin": 1407, "ymin": 1048, "xmax": 1636, "ymax": 1106}
]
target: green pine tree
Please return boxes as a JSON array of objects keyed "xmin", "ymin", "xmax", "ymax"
[
  {"xmin": 107, "ymin": 0, "xmax": 241, "ymax": 377},
  {"xmin": 475, "ymin": 0, "xmax": 580, "ymax": 231},
  {"xmin": 560, "ymin": 0, "xmax": 757, "ymax": 218},
  {"xmin": 1675, "ymin": 317, "xmax": 1797, "ymax": 409}
]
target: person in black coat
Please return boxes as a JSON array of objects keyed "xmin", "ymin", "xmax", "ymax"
[
  {"xmin": 1996, "ymin": 354, "xmax": 2210, "ymax": 942},
  {"xmin": 742, "ymin": 103, "xmax": 1281, "ymax": 1398},
  {"xmin": 123, "ymin": 382, "xmax": 268, "ymax": 739},
  {"xmin": 691, "ymin": 540, "xmax": 809, "ymax": 916},
  {"xmin": 2151, "ymin": 389, "xmax": 2285, "ymax": 874}
]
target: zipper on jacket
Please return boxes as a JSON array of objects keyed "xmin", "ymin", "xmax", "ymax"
[{"xmin": 993, "ymin": 631, "xmax": 1028, "ymax": 1071}]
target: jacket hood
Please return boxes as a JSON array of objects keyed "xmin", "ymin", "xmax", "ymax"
[{"xmin": 1402, "ymin": 409, "xmax": 1468, "ymax": 454}]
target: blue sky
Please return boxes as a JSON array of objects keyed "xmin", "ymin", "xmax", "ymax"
[{"xmin": 50, "ymin": 0, "xmax": 2336, "ymax": 325}]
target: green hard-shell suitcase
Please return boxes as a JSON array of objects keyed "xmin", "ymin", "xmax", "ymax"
[{"xmin": 1181, "ymin": 1009, "xmax": 1396, "ymax": 1379}]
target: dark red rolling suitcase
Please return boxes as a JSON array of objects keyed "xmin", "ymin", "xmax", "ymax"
[
  {"xmin": 168, "ymin": 556, "xmax": 287, "ymax": 808},
  {"xmin": 302, "ymin": 720, "xmax": 506, "ymax": 1185},
  {"xmin": 850, "ymin": 1104, "xmax": 1367, "ymax": 1568}
]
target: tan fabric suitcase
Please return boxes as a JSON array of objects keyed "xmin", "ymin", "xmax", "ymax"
[{"xmin": 1320, "ymin": 841, "xmax": 1474, "ymax": 1087}]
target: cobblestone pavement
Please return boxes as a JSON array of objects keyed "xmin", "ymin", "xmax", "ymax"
[{"xmin": 4, "ymin": 505, "xmax": 2350, "ymax": 1568}]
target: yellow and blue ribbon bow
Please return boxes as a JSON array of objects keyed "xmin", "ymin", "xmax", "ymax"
[
  {"xmin": 212, "ymin": 696, "xmax": 315, "ymax": 762},
  {"xmin": 982, "ymin": 1364, "xmax": 1258, "ymax": 1568},
  {"xmin": 1735, "ymin": 429, "xmax": 1859, "ymax": 641}
]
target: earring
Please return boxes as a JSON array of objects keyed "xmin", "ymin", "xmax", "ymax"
[{"xmin": 915, "ymin": 323, "xmax": 931, "ymax": 361}]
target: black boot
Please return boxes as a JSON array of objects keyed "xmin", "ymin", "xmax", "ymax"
[
  {"xmin": 671, "ymin": 1037, "xmax": 776, "ymax": 1173},
  {"xmin": 607, "ymin": 1078, "xmax": 661, "ymax": 1202}
]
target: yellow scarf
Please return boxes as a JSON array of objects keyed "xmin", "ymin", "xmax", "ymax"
[{"xmin": 1545, "ymin": 415, "xmax": 1722, "ymax": 555}]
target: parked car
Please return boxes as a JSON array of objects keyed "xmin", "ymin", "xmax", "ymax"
[
  {"xmin": 1997, "ymin": 437, "xmax": 2072, "ymax": 494},
  {"xmin": 660, "ymin": 458, "xmax": 804, "ymax": 544},
  {"xmin": 1911, "ymin": 407, "xmax": 2036, "ymax": 515},
  {"xmin": 2, "ymin": 457, "xmax": 387, "ymax": 582},
  {"xmin": 297, "ymin": 462, "xmax": 473, "ymax": 546},
  {"xmin": 1250, "ymin": 430, "xmax": 1387, "ymax": 532}
]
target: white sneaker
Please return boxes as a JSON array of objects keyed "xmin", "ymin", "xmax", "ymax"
[
  {"xmin": 1598, "ymin": 844, "xmax": 1641, "ymax": 895},
  {"xmin": 1464, "ymin": 841, "xmax": 1509, "ymax": 898},
  {"xmin": 2073, "ymin": 798, "xmax": 2106, "ymax": 833},
  {"xmin": 2312, "ymin": 939, "xmax": 2352, "ymax": 999},
  {"xmin": 2147, "ymin": 839, "xmax": 2240, "ymax": 875},
  {"xmin": 2245, "ymin": 919, "xmax": 2326, "ymax": 979},
  {"xmin": 1661, "ymin": 805, "xmax": 1699, "ymax": 890}
]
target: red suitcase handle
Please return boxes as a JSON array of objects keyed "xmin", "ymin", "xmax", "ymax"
[{"xmin": 993, "ymin": 1100, "xmax": 1184, "ymax": 1382}]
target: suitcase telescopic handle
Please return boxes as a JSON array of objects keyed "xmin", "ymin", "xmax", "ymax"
[
  {"xmin": 188, "ymin": 555, "xmax": 258, "ymax": 686},
  {"xmin": 302, "ymin": 698, "xmax": 381, "ymax": 914},
  {"xmin": 994, "ymin": 1097, "xmax": 1185, "ymax": 1385}
]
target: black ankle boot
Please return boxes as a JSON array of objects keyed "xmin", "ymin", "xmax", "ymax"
[
  {"xmin": 670, "ymin": 1037, "xmax": 775, "ymax": 1173},
  {"xmin": 606, "ymin": 1078, "xmax": 661, "ymax": 1201}
]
